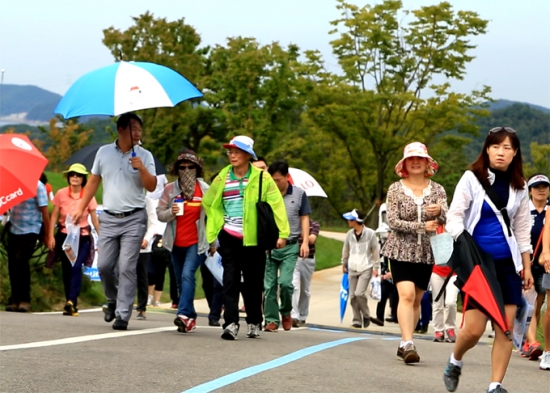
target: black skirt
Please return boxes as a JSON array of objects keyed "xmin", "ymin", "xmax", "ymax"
[{"xmin": 389, "ymin": 259, "xmax": 433, "ymax": 291}]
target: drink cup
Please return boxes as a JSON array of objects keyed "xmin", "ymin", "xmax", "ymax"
[{"xmin": 174, "ymin": 197, "xmax": 184, "ymax": 216}]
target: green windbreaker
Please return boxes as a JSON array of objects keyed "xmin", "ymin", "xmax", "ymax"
[{"xmin": 202, "ymin": 164, "xmax": 290, "ymax": 246}]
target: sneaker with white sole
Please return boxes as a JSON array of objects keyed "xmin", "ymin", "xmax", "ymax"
[
  {"xmin": 174, "ymin": 315, "xmax": 189, "ymax": 333},
  {"xmin": 246, "ymin": 323, "xmax": 261, "ymax": 338},
  {"xmin": 146, "ymin": 295, "xmax": 153, "ymax": 306},
  {"xmin": 186, "ymin": 318, "xmax": 197, "ymax": 332},
  {"xmin": 540, "ymin": 351, "xmax": 550, "ymax": 370},
  {"xmin": 221, "ymin": 323, "xmax": 239, "ymax": 340}
]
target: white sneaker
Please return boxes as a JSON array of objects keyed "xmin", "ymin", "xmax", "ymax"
[
  {"xmin": 540, "ymin": 351, "xmax": 550, "ymax": 370},
  {"xmin": 146, "ymin": 295, "xmax": 153, "ymax": 306},
  {"xmin": 153, "ymin": 301, "xmax": 161, "ymax": 307}
]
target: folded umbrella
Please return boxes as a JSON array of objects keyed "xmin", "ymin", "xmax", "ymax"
[
  {"xmin": 448, "ymin": 231, "xmax": 511, "ymax": 340},
  {"xmin": 0, "ymin": 134, "xmax": 48, "ymax": 215},
  {"xmin": 54, "ymin": 61, "xmax": 203, "ymax": 119},
  {"xmin": 64, "ymin": 143, "xmax": 167, "ymax": 175},
  {"xmin": 340, "ymin": 272, "xmax": 349, "ymax": 323}
]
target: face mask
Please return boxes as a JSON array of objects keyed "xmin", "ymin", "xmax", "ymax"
[{"xmin": 178, "ymin": 167, "xmax": 197, "ymax": 200}]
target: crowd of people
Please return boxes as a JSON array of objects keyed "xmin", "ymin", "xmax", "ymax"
[{"xmin": 2, "ymin": 115, "xmax": 549, "ymax": 393}]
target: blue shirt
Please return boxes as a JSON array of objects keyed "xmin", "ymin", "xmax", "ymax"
[
  {"xmin": 9, "ymin": 181, "xmax": 48, "ymax": 235},
  {"xmin": 472, "ymin": 169, "xmax": 512, "ymax": 261}
]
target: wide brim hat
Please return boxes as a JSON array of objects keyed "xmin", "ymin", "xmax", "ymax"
[
  {"xmin": 176, "ymin": 149, "xmax": 204, "ymax": 170},
  {"xmin": 63, "ymin": 163, "xmax": 89, "ymax": 176},
  {"xmin": 528, "ymin": 174, "xmax": 550, "ymax": 188},
  {"xmin": 223, "ymin": 135, "xmax": 257, "ymax": 160},
  {"xmin": 394, "ymin": 142, "xmax": 438, "ymax": 178}
]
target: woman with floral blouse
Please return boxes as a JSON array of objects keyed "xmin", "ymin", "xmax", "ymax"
[{"xmin": 381, "ymin": 142, "xmax": 448, "ymax": 364}]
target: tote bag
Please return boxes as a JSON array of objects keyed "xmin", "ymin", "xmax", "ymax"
[
  {"xmin": 430, "ymin": 226, "xmax": 453, "ymax": 266},
  {"xmin": 256, "ymin": 173, "xmax": 279, "ymax": 251},
  {"xmin": 62, "ymin": 215, "xmax": 80, "ymax": 265}
]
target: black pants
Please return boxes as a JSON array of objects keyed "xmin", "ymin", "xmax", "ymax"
[
  {"xmin": 56, "ymin": 231, "xmax": 91, "ymax": 307},
  {"xmin": 151, "ymin": 246, "xmax": 172, "ymax": 291},
  {"xmin": 7, "ymin": 231, "xmax": 38, "ymax": 304},
  {"xmin": 200, "ymin": 261, "xmax": 223, "ymax": 321},
  {"xmin": 136, "ymin": 253, "xmax": 150, "ymax": 312},
  {"xmin": 218, "ymin": 230, "xmax": 266, "ymax": 328},
  {"xmin": 376, "ymin": 279, "xmax": 399, "ymax": 321}
]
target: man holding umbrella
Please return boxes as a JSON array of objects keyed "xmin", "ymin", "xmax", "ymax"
[{"xmin": 74, "ymin": 113, "xmax": 156, "ymax": 330}]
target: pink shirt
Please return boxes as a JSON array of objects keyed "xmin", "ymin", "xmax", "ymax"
[{"xmin": 53, "ymin": 187, "xmax": 98, "ymax": 235}]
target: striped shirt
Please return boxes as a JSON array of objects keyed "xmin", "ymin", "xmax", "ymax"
[
  {"xmin": 283, "ymin": 184, "xmax": 311, "ymax": 240},
  {"xmin": 222, "ymin": 167, "xmax": 250, "ymax": 238},
  {"xmin": 299, "ymin": 220, "xmax": 320, "ymax": 258},
  {"xmin": 9, "ymin": 181, "xmax": 48, "ymax": 235}
]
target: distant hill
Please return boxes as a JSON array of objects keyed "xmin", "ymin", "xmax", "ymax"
[
  {"xmin": 0, "ymin": 84, "xmax": 62, "ymax": 121},
  {"xmin": 463, "ymin": 102, "xmax": 550, "ymax": 161},
  {"xmin": 487, "ymin": 99, "xmax": 550, "ymax": 114}
]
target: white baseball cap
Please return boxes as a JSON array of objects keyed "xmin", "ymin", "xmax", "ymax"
[{"xmin": 528, "ymin": 174, "xmax": 550, "ymax": 188}]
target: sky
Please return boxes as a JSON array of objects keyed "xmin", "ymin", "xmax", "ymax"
[{"xmin": 1, "ymin": 0, "xmax": 549, "ymax": 108}]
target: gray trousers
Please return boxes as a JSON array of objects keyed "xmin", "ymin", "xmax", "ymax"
[
  {"xmin": 349, "ymin": 268, "xmax": 373, "ymax": 325},
  {"xmin": 291, "ymin": 257, "xmax": 316, "ymax": 321},
  {"xmin": 98, "ymin": 209, "xmax": 147, "ymax": 321}
]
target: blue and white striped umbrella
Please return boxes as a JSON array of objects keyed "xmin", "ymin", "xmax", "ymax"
[{"xmin": 54, "ymin": 61, "xmax": 203, "ymax": 119}]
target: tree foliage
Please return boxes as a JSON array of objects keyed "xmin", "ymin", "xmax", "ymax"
[
  {"xmin": 38, "ymin": 119, "xmax": 92, "ymax": 172},
  {"xmin": 274, "ymin": 0, "xmax": 491, "ymax": 224}
]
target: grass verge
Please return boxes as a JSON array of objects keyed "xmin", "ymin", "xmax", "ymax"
[{"xmin": 315, "ymin": 235, "xmax": 343, "ymax": 271}]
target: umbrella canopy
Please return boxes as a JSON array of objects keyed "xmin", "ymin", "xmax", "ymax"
[
  {"xmin": 340, "ymin": 272, "xmax": 349, "ymax": 323},
  {"xmin": 54, "ymin": 61, "xmax": 203, "ymax": 119},
  {"xmin": 64, "ymin": 143, "xmax": 167, "ymax": 175},
  {"xmin": 288, "ymin": 168, "xmax": 328, "ymax": 198},
  {"xmin": 0, "ymin": 134, "xmax": 48, "ymax": 215},
  {"xmin": 448, "ymin": 231, "xmax": 511, "ymax": 340}
]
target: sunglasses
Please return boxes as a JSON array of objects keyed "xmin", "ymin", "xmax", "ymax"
[
  {"xmin": 178, "ymin": 165, "xmax": 196, "ymax": 170},
  {"xmin": 68, "ymin": 172, "xmax": 84, "ymax": 178},
  {"xmin": 488, "ymin": 127, "xmax": 517, "ymax": 134}
]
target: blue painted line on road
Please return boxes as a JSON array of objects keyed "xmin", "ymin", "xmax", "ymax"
[
  {"xmin": 181, "ymin": 337, "xmax": 367, "ymax": 393},
  {"xmin": 308, "ymin": 327, "xmax": 344, "ymax": 333}
]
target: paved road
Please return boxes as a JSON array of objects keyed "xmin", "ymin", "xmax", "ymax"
[{"xmin": 1, "ymin": 310, "xmax": 547, "ymax": 393}]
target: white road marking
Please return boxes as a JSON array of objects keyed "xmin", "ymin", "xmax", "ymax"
[
  {"xmin": 0, "ymin": 325, "xmax": 220, "ymax": 352},
  {"xmin": 33, "ymin": 308, "xmax": 103, "ymax": 315}
]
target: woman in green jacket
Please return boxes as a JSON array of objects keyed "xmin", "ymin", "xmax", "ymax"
[{"xmin": 202, "ymin": 135, "xmax": 290, "ymax": 340}]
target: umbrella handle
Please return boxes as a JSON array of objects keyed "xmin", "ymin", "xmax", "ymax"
[{"xmin": 129, "ymin": 131, "xmax": 137, "ymax": 167}]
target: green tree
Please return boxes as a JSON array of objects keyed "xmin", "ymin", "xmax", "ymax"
[
  {"xmin": 39, "ymin": 118, "xmax": 92, "ymax": 172},
  {"xmin": 525, "ymin": 143, "xmax": 550, "ymax": 178},
  {"xmin": 207, "ymin": 37, "xmax": 303, "ymax": 157},
  {"xmin": 281, "ymin": 0, "xmax": 491, "ymax": 221}
]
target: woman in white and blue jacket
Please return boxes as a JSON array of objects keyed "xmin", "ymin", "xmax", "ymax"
[{"xmin": 443, "ymin": 127, "xmax": 534, "ymax": 393}]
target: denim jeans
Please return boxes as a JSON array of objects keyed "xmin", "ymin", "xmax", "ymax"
[{"xmin": 171, "ymin": 243, "xmax": 206, "ymax": 319}]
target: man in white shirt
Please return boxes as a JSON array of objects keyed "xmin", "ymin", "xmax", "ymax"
[{"xmin": 341, "ymin": 209, "xmax": 380, "ymax": 329}]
